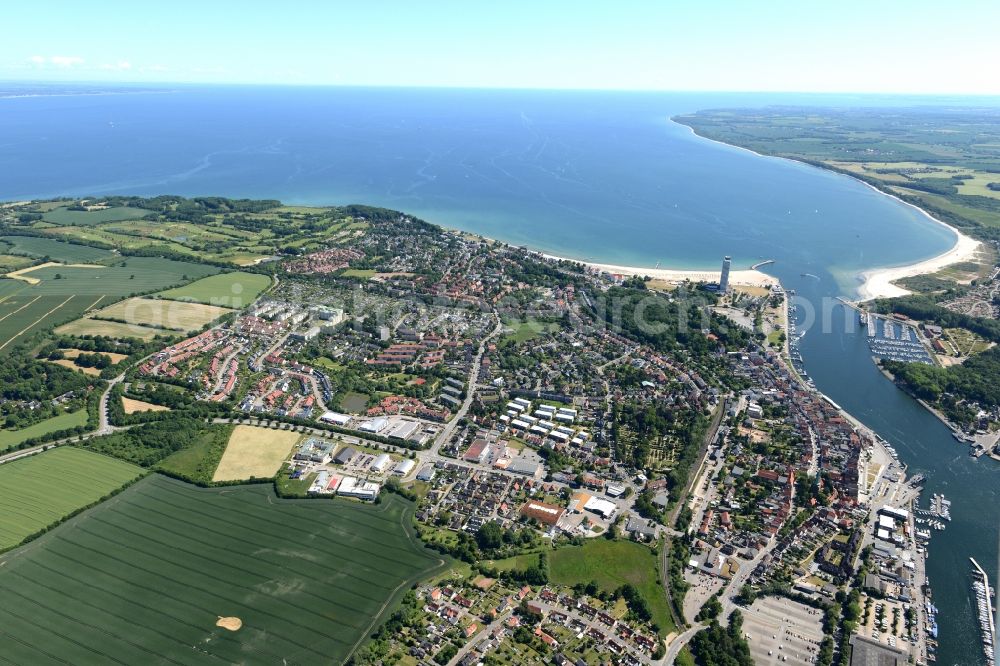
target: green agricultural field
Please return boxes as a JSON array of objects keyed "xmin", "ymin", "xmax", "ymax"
[
  {"xmin": 0, "ymin": 410, "xmax": 89, "ymax": 451},
  {"xmin": 53, "ymin": 318, "xmax": 165, "ymax": 341},
  {"xmin": 0, "ymin": 254, "xmax": 34, "ymax": 271},
  {"xmin": 0, "ymin": 293, "xmax": 98, "ymax": 354},
  {"xmin": 0, "ymin": 447, "xmax": 143, "ymax": 549},
  {"xmin": 0, "ymin": 236, "xmax": 113, "ymax": 263},
  {"xmin": 42, "ymin": 206, "xmax": 154, "ymax": 226},
  {"xmin": 156, "ymin": 271, "xmax": 271, "ymax": 308},
  {"xmin": 0, "ymin": 475, "xmax": 446, "ymax": 664},
  {"xmin": 0, "ymin": 257, "xmax": 218, "ymax": 349},
  {"xmin": 27, "ymin": 257, "xmax": 219, "ymax": 296}
]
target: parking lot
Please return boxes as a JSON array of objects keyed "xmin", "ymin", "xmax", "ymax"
[{"xmin": 742, "ymin": 596, "xmax": 825, "ymax": 665}]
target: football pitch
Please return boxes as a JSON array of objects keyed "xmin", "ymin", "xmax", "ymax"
[{"xmin": 0, "ymin": 474, "xmax": 446, "ymax": 665}]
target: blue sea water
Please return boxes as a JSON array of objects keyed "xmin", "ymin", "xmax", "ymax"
[
  {"xmin": 1, "ymin": 84, "xmax": 996, "ymax": 664},
  {"xmin": 0, "ymin": 85, "xmax": 957, "ymax": 290}
]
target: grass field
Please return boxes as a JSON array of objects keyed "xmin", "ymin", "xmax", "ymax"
[
  {"xmin": 0, "ymin": 475, "xmax": 446, "ymax": 664},
  {"xmin": 503, "ymin": 319, "xmax": 560, "ymax": 344},
  {"xmin": 495, "ymin": 539, "xmax": 674, "ymax": 634},
  {"xmin": 156, "ymin": 272, "xmax": 271, "ymax": 308},
  {"xmin": 90, "ymin": 297, "xmax": 233, "ymax": 332},
  {"xmin": 54, "ymin": 318, "xmax": 165, "ymax": 341},
  {"xmin": 0, "ymin": 254, "xmax": 35, "ymax": 271},
  {"xmin": 0, "ymin": 236, "xmax": 112, "ymax": 263},
  {"xmin": 341, "ymin": 268, "xmax": 376, "ymax": 279},
  {"xmin": 42, "ymin": 206, "xmax": 153, "ymax": 226},
  {"xmin": 0, "ymin": 447, "xmax": 143, "ymax": 549},
  {"xmin": 122, "ymin": 398, "xmax": 171, "ymax": 414},
  {"xmin": 0, "ymin": 410, "xmax": 89, "ymax": 452},
  {"xmin": 212, "ymin": 426, "xmax": 300, "ymax": 481},
  {"xmin": 52, "ymin": 358, "xmax": 102, "ymax": 375},
  {"xmin": 62, "ymin": 348, "xmax": 128, "ymax": 364}
]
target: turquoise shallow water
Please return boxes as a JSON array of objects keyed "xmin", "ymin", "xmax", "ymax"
[{"xmin": 0, "ymin": 84, "xmax": 993, "ymax": 663}]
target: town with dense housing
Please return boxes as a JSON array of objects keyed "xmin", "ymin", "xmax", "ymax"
[{"xmin": 0, "ymin": 196, "xmax": 938, "ymax": 665}]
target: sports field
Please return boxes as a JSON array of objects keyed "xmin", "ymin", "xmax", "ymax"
[
  {"xmin": 0, "ymin": 410, "xmax": 89, "ymax": 452},
  {"xmin": 91, "ymin": 297, "xmax": 233, "ymax": 332},
  {"xmin": 0, "ymin": 447, "xmax": 143, "ymax": 549},
  {"xmin": 0, "ymin": 475, "xmax": 446, "ymax": 664},
  {"xmin": 156, "ymin": 271, "xmax": 271, "ymax": 308},
  {"xmin": 212, "ymin": 425, "xmax": 300, "ymax": 481}
]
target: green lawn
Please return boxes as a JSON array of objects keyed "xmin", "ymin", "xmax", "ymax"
[
  {"xmin": 156, "ymin": 271, "xmax": 271, "ymax": 308},
  {"xmin": 42, "ymin": 206, "xmax": 154, "ymax": 226},
  {"xmin": 503, "ymin": 319, "xmax": 560, "ymax": 344},
  {"xmin": 341, "ymin": 268, "xmax": 376, "ymax": 279},
  {"xmin": 0, "ymin": 447, "xmax": 143, "ymax": 549},
  {"xmin": 315, "ymin": 356, "xmax": 347, "ymax": 372},
  {"xmin": 0, "ymin": 475, "xmax": 446, "ymax": 664},
  {"xmin": 0, "ymin": 410, "xmax": 89, "ymax": 451},
  {"xmin": 496, "ymin": 539, "xmax": 674, "ymax": 634}
]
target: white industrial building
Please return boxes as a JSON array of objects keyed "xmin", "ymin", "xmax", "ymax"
[
  {"xmin": 359, "ymin": 417, "xmax": 389, "ymax": 433},
  {"xmin": 319, "ymin": 411, "xmax": 352, "ymax": 426},
  {"xmin": 583, "ymin": 496, "xmax": 617, "ymax": 520},
  {"xmin": 393, "ymin": 458, "xmax": 416, "ymax": 477},
  {"xmin": 337, "ymin": 476, "xmax": 380, "ymax": 501},
  {"xmin": 370, "ymin": 453, "xmax": 392, "ymax": 473}
]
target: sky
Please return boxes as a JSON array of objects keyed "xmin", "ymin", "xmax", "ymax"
[{"xmin": 3, "ymin": 0, "xmax": 999, "ymax": 94}]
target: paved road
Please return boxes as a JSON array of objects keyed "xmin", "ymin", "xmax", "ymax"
[
  {"xmin": 664, "ymin": 624, "xmax": 705, "ymax": 664},
  {"xmin": 98, "ymin": 373, "xmax": 127, "ymax": 434},
  {"xmin": 428, "ymin": 313, "xmax": 502, "ymax": 456}
]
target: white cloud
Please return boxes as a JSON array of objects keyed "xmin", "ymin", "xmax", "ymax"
[
  {"xmin": 49, "ymin": 55, "xmax": 84, "ymax": 68},
  {"xmin": 100, "ymin": 60, "xmax": 132, "ymax": 71},
  {"xmin": 27, "ymin": 55, "xmax": 84, "ymax": 68}
]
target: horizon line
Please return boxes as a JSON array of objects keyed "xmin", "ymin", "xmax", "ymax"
[{"xmin": 3, "ymin": 79, "xmax": 1000, "ymax": 99}]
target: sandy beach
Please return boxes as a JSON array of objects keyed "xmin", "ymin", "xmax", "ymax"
[
  {"xmin": 853, "ymin": 187, "xmax": 982, "ymax": 301},
  {"xmin": 677, "ymin": 120, "xmax": 985, "ymax": 302},
  {"xmin": 544, "ymin": 254, "xmax": 778, "ymax": 288}
]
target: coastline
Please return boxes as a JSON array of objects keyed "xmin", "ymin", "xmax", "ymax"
[
  {"xmin": 543, "ymin": 254, "xmax": 778, "ymax": 288},
  {"xmin": 673, "ymin": 120, "xmax": 983, "ymax": 301}
]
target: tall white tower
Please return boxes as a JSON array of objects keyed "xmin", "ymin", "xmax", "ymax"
[{"xmin": 720, "ymin": 256, "xmax": 732, "ymax": 294}]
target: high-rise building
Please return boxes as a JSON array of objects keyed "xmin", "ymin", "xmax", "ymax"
[{"xmin": 719, "ymin": 256, "xmax": 732, "ymax": 294}]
